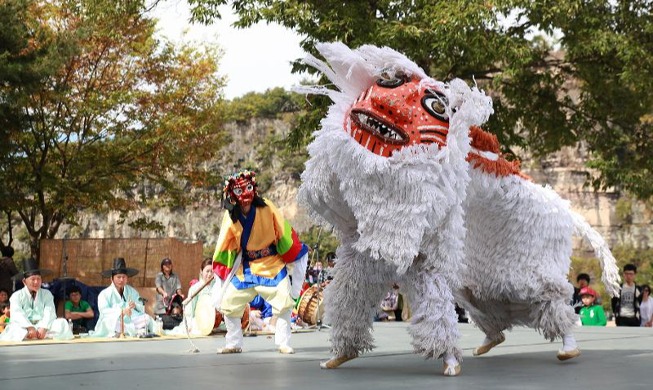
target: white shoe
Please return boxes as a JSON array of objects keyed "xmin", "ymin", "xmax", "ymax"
[
  {"xmin": 278, "ymin": 345, "xmax": 295, "ymax": 354},
  {"xmin": 556, "ymin": 348, "xmax": 580, "ymax": 361},
  {"xmin": 320, "ymin": 354, "xmax": 358, "ymax": 369},
  {"xmin": 217, "ymin": 347, "xmax": 242, "ymax": 354},
  {"xmin": 443, "ymin": 363, "xmax": 462, "ymax": 376},
  {"xmin": 473, "ymin": 333, "xmax": 506, "ymax": 356}
]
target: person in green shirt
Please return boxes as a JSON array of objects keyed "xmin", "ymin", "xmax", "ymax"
[
  {"xmin": 64, "ymin": 285, "xmax": 94, "ymax": 334},
  {"xmin": 579, "ymin": 287, "xmax": 607, "ymax": 327}
]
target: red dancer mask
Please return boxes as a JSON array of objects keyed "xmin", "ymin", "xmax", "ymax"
[{"xmin": 224, "ymin": 170, "xmax": 258, "ymax": 208}]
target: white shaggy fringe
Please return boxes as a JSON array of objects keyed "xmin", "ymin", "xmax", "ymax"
[
  {"xmin": 297, "ymin": 42, "xmax": 491, "ymax": 363},
  {"xmin": 461, "ymin": 168, "xmax": 620, "ymax": 342},
  {"xmin": 296, "ymin": 42, "xmax": 619, "ymax": 362}
]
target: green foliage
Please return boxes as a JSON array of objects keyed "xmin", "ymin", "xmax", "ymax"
[
  {"xmin": 610, "ymin": 245, "xmax": 653, "ymax": 284},
  {"xmin": 0, "ymin": 0, "xmax": 229, "ymax": 260},
  {"xmin": 615, "ymin": 198, "xmax": 634, "ymax": 225},
  {"xmin": 189, "ymin": 0, "xmax": 653, "ymax": 200},
  {"xmin": 299, "ymin": 225, "xmax": 339, "ymax": 265},
  {"xmin": 222, "ymin": 87, "xmax": 304, "ymax": 123},
  {"xmin": 125, "ymin": 217, "xmax": 166, "ymax": 235},
  {"xmin": 255, "ymin": 130, "xmax": 308, "ymax": 188}
]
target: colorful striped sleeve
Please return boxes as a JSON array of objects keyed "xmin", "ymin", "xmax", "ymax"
[
  {"xmin": 268, "ymin": 201, "xmax": 304, "ymax": 263},
  {"xmin": 212, "ymin": 212, "xmax": 239, "ymax": 280}
]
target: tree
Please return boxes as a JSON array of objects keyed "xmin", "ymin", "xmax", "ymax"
[
  {"xmin": 0, "ymin": 0, "xmax": 229, "ymax": 261},
  {"xmin": 222, "ymin": 87, "xmax": 303, "ymax": 123},
  {"xmin": 187, "ymin": 0, "xmax": 653, "ymax": 199},
  {"xmin": 1, "ymin": 0, "xmax": 72, "ymax": 253}
]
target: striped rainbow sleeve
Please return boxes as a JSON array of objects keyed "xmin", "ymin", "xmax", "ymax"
[{"xmin": 270, "ymin": 203, "xmax": 304, "ymax": 263}]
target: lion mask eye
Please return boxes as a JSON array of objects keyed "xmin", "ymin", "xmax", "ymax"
[
  {"xmin": 421, "ymin": 92, "xmax": 449, "ymax": 122},
  {"xmin": 376, "ymin": 70, "xmax": 408, "ymax": 88}
]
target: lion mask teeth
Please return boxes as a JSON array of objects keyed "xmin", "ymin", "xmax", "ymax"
[{"xmin": 354, "ymin": 111, "xmax": 407, "ymax": 143}]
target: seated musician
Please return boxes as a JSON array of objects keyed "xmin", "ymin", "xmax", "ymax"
[
  {"xmin": 178, "ymin": 258, "xmax": 216, "ymax": 335},
  {"xmin": 0, "ymin": 258, "xmax": 72, "ymax": 341},
  {"xmin": 93, "ymin": 258, "xmax": 154, "ymax": 337}
]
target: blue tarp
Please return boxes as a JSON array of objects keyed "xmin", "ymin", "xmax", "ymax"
[{"xmin": 44, "ymin": 279, "xmax": 104, "ymax": 330}]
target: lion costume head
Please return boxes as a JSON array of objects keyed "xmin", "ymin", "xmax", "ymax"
[{"xmin": 297, "ymin": 43, "xmax": 493, "ymax": 276}]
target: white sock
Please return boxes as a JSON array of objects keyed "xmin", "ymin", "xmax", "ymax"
[
  {"xmin": 444, "ymin": 352, "xmax": 459, "ymax": 367},
  {"xmin": 481, "ymin": 336, "xmax": 493, "ymax": 346},
  {"xmin": 562, "ymin": 333, "xmax": 577, "ymax": 351},
  {"xmin": 275, "ymin": 310, "xmax": 292, "ymax": 348},
  {"xmin": 224, "ymin": 316, "xmax": 244, "ymax": 349}
]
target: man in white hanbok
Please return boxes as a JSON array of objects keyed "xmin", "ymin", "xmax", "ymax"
[
  {"xmin": 93, "ymin": 257, "xmax": 154, "ymax": 337},
  {"xmin": 0, "ymin": 258, "xmax": 72, "ymax": 341}
]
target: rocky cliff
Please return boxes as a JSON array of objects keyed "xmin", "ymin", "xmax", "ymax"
[
  {"xmin": 10, "ymin": 118, "xmax": 653, "ymax": 257},
  {"xmin": 521, "ymin": 143, "xmax": 652, "ymax": 254}
]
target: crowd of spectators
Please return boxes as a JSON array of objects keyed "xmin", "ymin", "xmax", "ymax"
[
  {"xmin": 2, "ymin": 244, "xmax": 653, "ymax": 340},
  {"xmin": 574, "ymin": 264, "xmax": 652, "ymax": 327}
]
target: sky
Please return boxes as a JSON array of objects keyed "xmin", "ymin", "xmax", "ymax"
[{"xmin": 150, "ymin": 2, "xmax": 309, "ymax": 100}]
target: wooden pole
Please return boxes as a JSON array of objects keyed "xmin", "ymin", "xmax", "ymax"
[
  {"xmin": 182, "ymin": 275, "xmax": 214, "ymax": 307},
  {"xmin": 119, "ymin": 312, "xmax": 125, "ymax": 338}
]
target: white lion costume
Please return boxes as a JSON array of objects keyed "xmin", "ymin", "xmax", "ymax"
[{"xmin": 296, "ymin": 42, "xmax": 621, "ymax": 376}]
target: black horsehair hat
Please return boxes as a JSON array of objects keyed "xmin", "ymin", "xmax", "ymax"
[
  {"xmin": 101, "ymin": 257, "xmax": 139, "ymax": 278},
  {"xmin": 13, "ymin": 257, "xmax": 53, "ymax": 281}
]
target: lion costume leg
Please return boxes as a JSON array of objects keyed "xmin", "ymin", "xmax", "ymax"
[
  {"xmin": 530, "ymin": 287, "xmax": 580, "ymax": 361},
  {"xmin": 403, "ymin": 267, "xmax": 462, "ymax": 376},
  {"xmin": 455, "ymin": 291, "xmax": 511, "ymax": 357},
  {"xmin": 321, "ymin": 241, "xmax": 394, "ymax": 369}
]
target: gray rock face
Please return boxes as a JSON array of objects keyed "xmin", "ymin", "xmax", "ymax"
[
  {"xmin": 519, "ymin": 143, "xmax": 652, "ymax": 252},
  {"xmin": 9, "ymin": 119, "xmax": 653, "ymax": 256},
  {"xmin": 55, "ymin": 118, "xmax": 313, "ymax": 250}
]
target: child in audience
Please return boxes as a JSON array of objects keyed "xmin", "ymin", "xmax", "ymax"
[
  {"xmin": 579, "ymin": 287, "xmax": 607, "ymax": 326},
  {"xmin": 0, "ymin": 302, "xmax": 9, "ymax": 332}
]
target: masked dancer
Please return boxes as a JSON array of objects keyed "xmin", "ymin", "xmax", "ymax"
[{"xmin": 212, "ymin": 170, "xmax": 308, "ymax": 354}]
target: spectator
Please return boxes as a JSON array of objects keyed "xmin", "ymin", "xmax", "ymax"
[
  {"xmin": 611, "ymin": 264, "xmax": 642, "ymax": 327},
  {"xmin": 639, "ymin": 284, "xmax": 652, "ymax": 327},
  {"xmin": 571, "ymin": 273, "xmax": 590, "ymax": 314},
  {"xmin": 325, "ymin": 252, "xmax": 337, "ymax": 281},
  {"xmin": 578, "ymin": 287, "xmax": 606, "ymax": 326},
  {"xmin": 93, "ymin": 257, "xmax": 153, "ymax": 337},
  {"xmin": 307, "ymin": 261, "xmax": 325, "ymax": 285},
  {"xmin": 0, "ymin": 246, "xmax": 18, "ymax": 294},
  {"xmin": 175, "ymin": 258, "xmax": 216, "ymax": 335},
  {"xmin": 0, "ymin": 258, "xmax": 71, "ymax": 341},
  {"xmin": 0, "ymin": 288, "xmax": 9, "ymax": 304},
  {"xmin": 379, "ymin": 283, "xmax": 403, "ymax": 321},
  {"xmin": 0, "ymin": 302, "xmax": 9, "ymax": 332},
  {"xmin": 154, "ymin": 257, "xmax": 184, "ymax": 316},
  {"xmin": 64, "ymin": 285, "xmax": 94, "ymax": 334}
]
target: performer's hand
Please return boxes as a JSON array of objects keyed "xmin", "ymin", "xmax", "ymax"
[
  {"xmin": 122, "ymin": 307, "xmax": 133, "ymax": 317},
  {"xmin": 37, "ymin": 327, "xmax": 48, "ymax": 339},
  {"xmin": 162, "ymin": 291, "xmax": 169, "ymax": 299},
  {"xmin": 26, "ymin": 327, "xmax": 37, "ymax": 339},
  {"xmin": 128, "ymin": 301, "xmax": 136, "ymax": 310}
]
